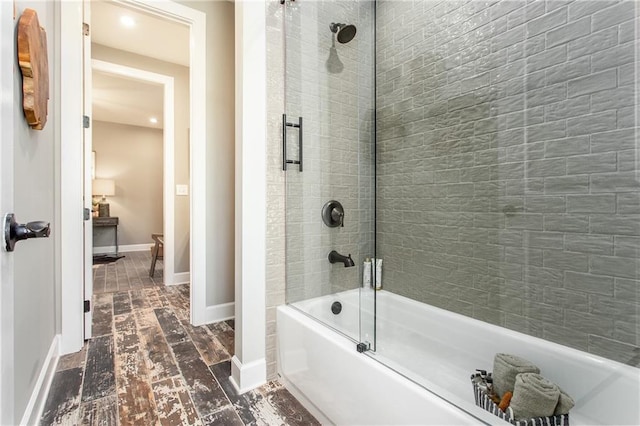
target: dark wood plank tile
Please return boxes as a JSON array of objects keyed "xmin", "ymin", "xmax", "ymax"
[
  {"xmin": 170, "ymin": 340, "xmax": 229, "ymax": 418},
  {"xmin": 208, "ymin": 321, "xmax": 234, "ymax": 356},
  {"xmin": 92, "ymin": 292, "xmax": 113, "ymax": 337},
  {"xmin": 201, "ymin": 406, "xmax": 244, "ymax": 426},
  {"xmin": 81, "ymin": 335, "xmax": 115, "ymax": 402},
  {"xmin": 114, "ymin": 313, "xmax": 158, "ymax": 425},
  {"xmin": 112, "ymin": 291, "xmax": 132, "ymax": 316},
  {"xmin": 152, "ymin": 376, "xmax": 202, "ymax": 426},
  {"xmin": 225, "ymin": 319, "xmax": 235, "ymax": 330},
  {"xmin": 41, "ymin": 367, "xmax": 83, "ymax": 425},
  {"xmin": 79, "ymin": 395, "xmax": 118, "ymax": 426},
  {"xmin": 130, "ymin": 289, "xmax": 149, "ymax": 310},
  {"xmin": 181, "ymin": 319, "xmax": 230, "ymax": 366},
  {"xmin": 209, "ymin": 361, "xmax": 261, "ymax": 425},
  {"xmin": 56, "ymin": 345, "xmax": 87, "ymax": 371},
  {"xmin": 136, "ymin": 309, "xmax": 180, "ymax": 382},
  {"xmin": 263, "ymin": 386, "xmax": 320, "ymax": 426},
  {"xmin": 155, "ymin": 307, "xmax": 189, "ymax": 345},
  {"xmin": 143, "ymin": 287, "xmax": 163, "ymax": 308},
  {"xmin": 165, "ymin": 286, "xmax": 190, "ymax": 321}
]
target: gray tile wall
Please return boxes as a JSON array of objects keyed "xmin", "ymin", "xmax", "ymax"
[{"xmin": 376, "ymin": 0, "xmax": 639, "ymax": 366}]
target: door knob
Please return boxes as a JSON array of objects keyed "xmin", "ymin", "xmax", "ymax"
[{"xmin": 4, "ymin": 213, "xmax": 51, "ymax": 252}]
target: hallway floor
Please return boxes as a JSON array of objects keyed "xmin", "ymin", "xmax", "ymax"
[{"xmin": 41, "ymin": 251, "xmax": 319, "ymax": 425}]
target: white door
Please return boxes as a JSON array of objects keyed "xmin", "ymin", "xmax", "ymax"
[
  {"xmin": 83, "ymin": 1, "xmax": 93, "ymax": 339},
  {"xmin": 0, "ymin": 2, "xmax": 15, "ymax": 423}
]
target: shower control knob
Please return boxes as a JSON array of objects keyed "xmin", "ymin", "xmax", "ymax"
[{"xmin": 322, "ymin": 200, "xmax": 345, "ymax": 228}]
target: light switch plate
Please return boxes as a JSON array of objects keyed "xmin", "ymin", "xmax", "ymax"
[{"xmin": 176, "ymin": 184, "xmax": 189, "ymax": 196}]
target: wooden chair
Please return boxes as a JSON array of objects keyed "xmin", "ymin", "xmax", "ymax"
[{"xmin": 149, "ymin": 233, "xmax": 164, "ymax": 277}]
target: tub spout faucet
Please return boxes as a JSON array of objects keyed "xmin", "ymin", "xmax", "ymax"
[{"xmin": 328, "ymin": 250, "xmax": 355, "ymax": 267}]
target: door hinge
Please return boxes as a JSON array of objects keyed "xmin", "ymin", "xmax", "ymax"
[
  {"xmin": 83, "ymin": 115, "xmax": 90, "ymax": 128},
  {"xmin": 84, "ymin": 300, "xmax": 91, "ymax": 313},
  {"xmin": 83, "ymin": 23, "xmax": 90, "ymax": 36},
  {"xmin": 83, "ymin": 208, "xmax": 91, "ymax": 221}
]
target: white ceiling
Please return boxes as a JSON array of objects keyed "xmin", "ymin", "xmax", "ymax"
[
  {"xmin": 91, "ymin": 1, "xmax": 190, "ymax": 67},
  {"xmin": 93, "ymin": 70, "xmax": 164, "ymax": 129},
  {"xmin": 91, "ymin": 1, "xmax": 189, "ymax": 129}
]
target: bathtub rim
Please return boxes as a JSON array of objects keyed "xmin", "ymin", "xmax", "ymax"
[{"xmin": 277, "ymin": 302, "xmax": 499, "ymax": 425}]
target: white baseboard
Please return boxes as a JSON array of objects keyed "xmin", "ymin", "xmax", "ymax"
[
  {"xmin": 204, "ymin": 302, "xmax": 235, "ymax": 323},
  {"xmin": 166, "ymin": 271, "xmax": 190, "ymax": 286},
  {"xmin": 230, "ymin": 355, "xmax": 266, "ymax": 395},
  {"xmin": 20, "ymin": 335, "xmax": 60, "ymax": 426},
  {"xmin": 93, "ymin": 243, "xmax": 153, "ymax": 254}
]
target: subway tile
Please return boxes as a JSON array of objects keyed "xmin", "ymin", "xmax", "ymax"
[
  {"xmin": 544, "ymin": 95, "xmax": 590, "ymax": 121},
  {"xmin": 544, "ymin": 175, "xmax": 589, "ymax": 194},
  {"xmin": 565, "ymin": 309, "xmax": 615, "ymax": 337},
  {"xmin": 567, "ymin": 70, "xmax": 617, "ymax": 98},
  {"xmin": 567, "ymin": 195, "xmax": 615, "ymax": 214},
  {"xmin": 591, "ymin": 87, "xmax": 635, "ymax": 113},
  {"xmin": 526, "ymin": 7, "xmax": 567, "ymax": 37},
  {"xmin": 525, "ymin": 196, "xmax": 566, "ymax": 213},
  {"xmin": 590, "ymin": 215, "xmax": 640, "ymax": 236},
  {"xmin": 590, "ymin": 173, "xmax": 640, "ymax": 193},
  {"xmin": 543, "ymin": 136, "xmax": 589, "ymax": 158},
  {"xmin": 568, "ymin": 1, "xmax": 618, "ymax": 21},
  {"xmin": 543, "ymin": 325, "xmax": 589, "ymax": 352},
  {"xmin": 591, "ymin": 129, "xmax": 637, "ymax": 153},
  {"xmin": 566, "ymin": 152, "xmax": 617, "ymax": 175},
  {"xmin": 525, "ymin": 231, "xmax": 564, "ymax": 249},
  {"xmin": 592, "ymin": 1, "xmax": 636, "ymax": 31},
  {"xmin": 565, "ymin": 271, "xmax": 615, "ymax": 295},
  {"xmin": 588, "ymin": 335, "xmax": 639, "ymax": 366},
  {"xmin": 592, "ymin": 42, "xmax": 637, "ymax": 72},
  {"xmin": 546, "ymin": 56, "xmax": 591, "ymax": 85},
  {"xmin": 546, "ymin": 16, "xmax": 591, "ymax": 48},
  {"xmin": 543, "ymin": 249, "xmax": 589, "ymax": 272},
  {"xmin": 567, "ymin": 27, "xmax": 618, "ymax": 59},
  {"xmin": 526, "ymin": 45, "xmax": 567, "ymax": 72},
  {"xmin": 544, "ymin": 214, "xmax": 590, "ymax": 233},
  {"xmin": 526, "ymin": 158, "xmax": 566, "ymax": 177},
  {"xmin": 590, "ymin": 255, "xmax": 640, "ymax": 278},
  {"xmin": 564, "ymin": 234, "xmax": 614, "ymax": 255},
  {"xmin": 614, "ymin": 236, "xmax": 640, "ymax": 258},
  {"xmin": 617, "ymin": 193, "xmax": 640, "ymax": 214}
]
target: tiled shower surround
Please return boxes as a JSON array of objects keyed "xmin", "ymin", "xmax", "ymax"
[
  {"xmin": 376, "ymin": 0, "xmax": 639, "ymax": 365},
  {"xmin": 283, "ymin": 0, "xmax": 375, "ymax": 304}
]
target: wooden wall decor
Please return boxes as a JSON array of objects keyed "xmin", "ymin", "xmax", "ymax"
[{"xmin": 17, "ymin": 8, "xmax": 49, "ymax": 130}]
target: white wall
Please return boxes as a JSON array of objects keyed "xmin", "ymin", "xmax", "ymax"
[
  {"xmin": 92, "ymin": 44, "xmax": 190, "ymax": 273},
  {"xmin": 177, "ymin": 0, "xmax": 236, "ymax": 307},
  {"xmin": 93, "ymin": 120, "xmax": 163, "ymax": 247}
]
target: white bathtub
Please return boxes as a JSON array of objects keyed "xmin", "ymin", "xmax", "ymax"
[{"xmin": 278, "ymin": 289, "xmax": 640, "ymax": 425}]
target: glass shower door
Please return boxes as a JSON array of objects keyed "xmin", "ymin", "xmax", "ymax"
[{"xmin": 283, "ymin": 0, "xmax": 376, "ymax": 347}]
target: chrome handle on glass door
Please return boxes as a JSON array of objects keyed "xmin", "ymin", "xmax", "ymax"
[{"xmin": 282, "ymin": 114, "xmax": 303, "ymax": 172}]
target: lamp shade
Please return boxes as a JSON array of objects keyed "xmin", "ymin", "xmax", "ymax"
[{"xmin": 92, "ymin": 179, "xmax": 115, "ymax": 197}]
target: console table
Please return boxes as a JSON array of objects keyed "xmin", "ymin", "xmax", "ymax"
[{"xmin": 93, "ymin": 216, "xmax": 119, "ymax": 255}]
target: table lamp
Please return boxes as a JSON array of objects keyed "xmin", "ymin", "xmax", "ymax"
[{"xmin": 92, "ymin": 179, "xmax": 115, "ymax": 217}]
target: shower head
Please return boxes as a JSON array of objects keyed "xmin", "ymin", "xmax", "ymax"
[{"xmin": 330, "ymin": 22, "xmax": 357, "ymax": 44}]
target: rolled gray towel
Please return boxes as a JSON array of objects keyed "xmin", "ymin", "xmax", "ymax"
[
  {"xmin": 554, "ymin": 388, "xmax": 575, "ymax": 415},
  {"xmin": 492, "ymin": 353, "xmax": 540, "ymax": 398},
  {"xmin": 510, "ymin": 373, "xmax": 560, "ymax": 420}
]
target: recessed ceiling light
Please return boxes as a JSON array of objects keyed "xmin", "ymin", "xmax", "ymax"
[
  {"xmin": 120, "ymin": 15, "xmax": 135, "ymax": 28},
  {"xmin": 149, "ymin": 117, "xmax": 158, "ymax": 124}
]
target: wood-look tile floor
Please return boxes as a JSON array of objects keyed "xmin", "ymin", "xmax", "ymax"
[{"xmin": 41, "ymin": 251, "xmax": 319, "ymax": 426}]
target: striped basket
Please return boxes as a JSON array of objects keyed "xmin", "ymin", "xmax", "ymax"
[{"xmin": 471, "ymin": 373, "xmax": 570, "ymax": 426}]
